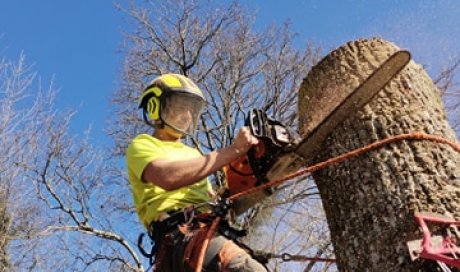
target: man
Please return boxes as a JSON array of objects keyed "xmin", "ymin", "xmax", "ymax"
[{"xmin": 126, "ymin": 74, "xmax": 267, "ymax": 271}]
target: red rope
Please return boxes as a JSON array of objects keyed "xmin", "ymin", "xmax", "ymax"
[{"xmin": 194, "ymin": 132, "xmax": 460, "ymax": 271}]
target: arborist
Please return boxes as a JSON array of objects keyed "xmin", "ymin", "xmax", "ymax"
[{"xmin": 126, "ymin": 73, "xmax": 268, "ymax": 271}]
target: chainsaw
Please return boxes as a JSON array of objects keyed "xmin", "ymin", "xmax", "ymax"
[
  {"xmin": 224, "ymin": 50, "xmax": 412, "ymax": 214},
  {"xmin": 224, "ymin": 109, "xmax": 299, "ymax": 195}
]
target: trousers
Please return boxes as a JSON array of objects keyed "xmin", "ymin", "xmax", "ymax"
[{"xmin": 154, "ymin": 225, "xmax": 268, "ymax": 272}]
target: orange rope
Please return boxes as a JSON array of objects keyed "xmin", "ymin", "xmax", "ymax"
[
  {"xmin": 194, "ymin": 217, "xmax": 220, "ymax": 272},
  {"xmin": 229, "ymin": 132, "xmax": 460, "ymax": 201},
  {"xmin": 194, "ymin": 132, "xmax": 460, "ymax": 271}
]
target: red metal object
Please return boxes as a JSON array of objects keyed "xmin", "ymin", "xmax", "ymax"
[{"xmin": 408, "ymin": 212, "xmax": 460, "ymax": 268}]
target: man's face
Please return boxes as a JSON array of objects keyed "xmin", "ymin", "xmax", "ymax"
[
  {"xmin": 161, "ymin": 93, "xmax": 205, "ymax": 134},
  {"xmin": 167, "ymin": 100, "xmax": 193, "ymax": 131}
]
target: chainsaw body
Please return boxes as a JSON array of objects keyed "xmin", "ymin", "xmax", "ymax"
[{"xmin": 224, "ymin": 109, "xmax": 298, "ymax": 195}]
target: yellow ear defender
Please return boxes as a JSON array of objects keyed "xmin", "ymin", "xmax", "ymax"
[{"xmin": 139, "ymin": 86, "xmax": 162, "ymax": 121}]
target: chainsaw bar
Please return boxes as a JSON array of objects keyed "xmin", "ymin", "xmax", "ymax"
[{"xmin": 267, "ymin": 50, "xmax": 411, "ymax": 180}]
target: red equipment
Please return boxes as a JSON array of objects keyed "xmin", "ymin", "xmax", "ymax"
[{"xmin": 407, "ymin": 212, "xmax": 460, "ymax": 268}]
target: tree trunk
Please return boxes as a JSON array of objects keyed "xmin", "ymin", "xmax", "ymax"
[{"xmin": 298, "ymin": 38, "xmax": 460, "ymax": 271}]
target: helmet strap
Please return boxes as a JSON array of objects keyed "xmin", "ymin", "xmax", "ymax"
[{"xmin": 163, "ymin": 125, "xmax": 184, "ymax": 139}]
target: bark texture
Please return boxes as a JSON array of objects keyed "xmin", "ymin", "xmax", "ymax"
[{"xmin": 298, "ymin": 38, "xmax": 460, "ymax": 271}]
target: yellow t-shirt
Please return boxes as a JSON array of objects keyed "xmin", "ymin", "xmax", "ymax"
[{"xmin": 126, "ymin": 134, "xmax": 211, "ymax": 228}]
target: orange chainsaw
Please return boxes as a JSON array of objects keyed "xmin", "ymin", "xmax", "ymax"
[{"xmin": 224, "ymin": 109, "xmax": 299, "ymax": 195}]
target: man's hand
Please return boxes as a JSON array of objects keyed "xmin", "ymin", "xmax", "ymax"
[{"xmin": 231, "ymin": 126, "xmax": 259, "ymax": 155}]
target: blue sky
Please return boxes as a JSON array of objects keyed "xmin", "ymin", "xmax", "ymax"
[{"xmin": 1, "ymin": 0, "xmax": 459, "ymax": 143}]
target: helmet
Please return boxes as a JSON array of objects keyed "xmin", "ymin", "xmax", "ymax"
[{"xmin": 139, "ymin": 74, "xmax": 206, "ymax": 135}]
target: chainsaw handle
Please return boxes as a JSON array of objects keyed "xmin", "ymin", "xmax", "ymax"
[{"xmin": 246, "ymin": 109, "xmax": 266, "ymax": 138}]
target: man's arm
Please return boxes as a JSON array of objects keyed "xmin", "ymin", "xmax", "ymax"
[{"xmin": 142, "ymin": 127, "xmax": 258, "ymax": 191}]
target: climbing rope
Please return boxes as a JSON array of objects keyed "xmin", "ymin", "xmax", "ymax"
[
  {"xmin": 229, "ymin": 132, "xmax": 460, "ymax": 201},
  {"xmin": 194, "ymin": 217, "xmax": 221, "ymax": 271},
  {"xmin": 195, "ymin": 132, "xmax": 460, "ymax": 272}
]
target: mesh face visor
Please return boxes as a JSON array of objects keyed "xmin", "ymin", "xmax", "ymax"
[{"xmin": 160, "ymin": 92, "xmax": 205, "ymax": 135}]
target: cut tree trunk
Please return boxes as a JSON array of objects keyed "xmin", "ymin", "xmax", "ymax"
[{"xmin": 298, "ymin": 38, "xmax": 460, "ymax": 271}]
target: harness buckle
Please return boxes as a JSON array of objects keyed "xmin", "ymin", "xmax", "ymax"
[{"xmin": 183, "ymin": 206, "xmax": 196, "ymax": 225}]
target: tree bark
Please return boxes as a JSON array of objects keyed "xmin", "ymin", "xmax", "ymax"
[{"xmin": 298, "ymin": 38, "xmax": 460, "ymax": 271}]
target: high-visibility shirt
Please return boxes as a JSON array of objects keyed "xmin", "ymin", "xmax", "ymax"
[{"xmin": 126, "ymin": 134, "xmax": 211, "ymax": 228}]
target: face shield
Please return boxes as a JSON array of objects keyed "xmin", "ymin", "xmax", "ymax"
[{"xmin": 160, "ymin": 92, "xmax": 205, "ymax": 135}]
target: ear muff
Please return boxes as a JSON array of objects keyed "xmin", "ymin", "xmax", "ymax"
[
  {"xmin": 139, "ymin": 87, "xmax": 163, "ymax": 121},
  {"xmin": 146, "ymin": 96, "xmax": 160, "ymax": 120}
]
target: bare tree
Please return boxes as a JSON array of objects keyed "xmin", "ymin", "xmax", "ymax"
[
  {"xmin": 435, "ymin": 57, "xmax": 460, "ymax": 133},
  {"xmin": 0, "ymin": 53, "xmax": 42, "ymax": 271},
  {"xmin": 110, "ymin": 0, "xmax": 320, "ymax": 153},
  {"xmin": 0, "ymin": 52, "xmax": 145, "ymax": 271}
]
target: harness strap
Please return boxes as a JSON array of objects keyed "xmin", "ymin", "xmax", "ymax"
[
  {"xmin": 184, "ymin": 222, "xmax": 213, "ymax": 269},
  {"xmin": 137, "ymin": 209, "xmax": 196, "ymax": 268}
]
